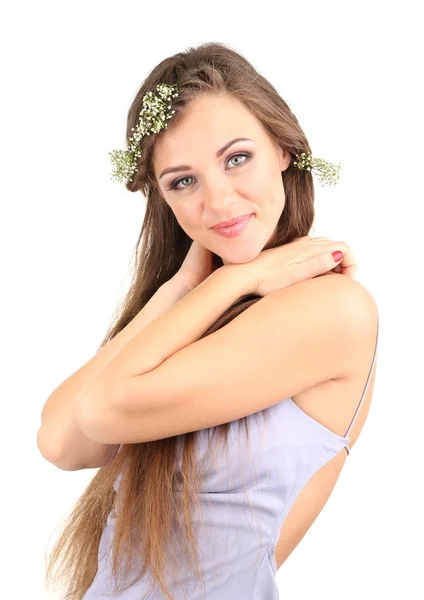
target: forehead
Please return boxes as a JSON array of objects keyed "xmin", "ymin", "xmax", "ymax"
[{"xmin": 153, "ymin": 94, "xmax": 265, "ymax": 170}]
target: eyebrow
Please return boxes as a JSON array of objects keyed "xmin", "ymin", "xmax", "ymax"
[{"xmin": 158, "ymin": 137, "xmax": 254, "ymax": 180}]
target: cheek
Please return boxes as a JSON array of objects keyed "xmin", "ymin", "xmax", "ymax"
[
  {"xmin": 172, "ymin": 205, "xmax": 199, "ymax": 230},
  {"xmin": 248, "ymin": 180, "xmax": 275, "ymax": 205},
  {"xmin": 254, "ymin": 168, "xmax": 284, "ymax": 202},
  {"xmin": 247, "ymin": 163, "xmax": 279, "ymax": 198}
]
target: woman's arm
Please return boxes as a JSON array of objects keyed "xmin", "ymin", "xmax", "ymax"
[
  {"xmin": 37, "ymin": 276, "xmax": 192, "ymax": 470},
  {"xmin": 74, "ymin": 266, "xmax": 250, "ymax": 432}
]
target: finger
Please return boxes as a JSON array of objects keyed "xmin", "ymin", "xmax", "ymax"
[
  {"xmin": 289, "ymin": 250, "xmax": 337, "ymax": 284},
  {"xmin": 299, "ymin": 238, "xmax": 358, "ymax": 278},
  {"xmin": 331, "ymin": 242, "xmax": 357, "ymax": 279},
  {"xmin": 308, "ymin": 240, "xmax": 357, "ymax": 277},
  {"xmin": 323, "ymin": 242, "xmax": 357, "ymax": 279},
  {"xmin": 307, "ymin": 240, "xmax": 358, "ymax": 279}
]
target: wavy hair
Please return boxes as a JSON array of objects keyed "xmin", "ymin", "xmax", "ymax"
[{"xmin": 45, "ymin": 41, "xmax": 316, "ymax": 600}]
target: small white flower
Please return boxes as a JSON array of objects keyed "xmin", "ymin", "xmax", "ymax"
[{"xmin": 109, "ymin": 83, "xmax": 178, "ymax": 184}]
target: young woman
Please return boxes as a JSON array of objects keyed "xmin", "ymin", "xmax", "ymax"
[{"xmin": 39, "ymin": 42, "xmax": 379, "ymax": 600}]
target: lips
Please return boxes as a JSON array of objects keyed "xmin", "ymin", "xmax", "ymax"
[{"xmin": 211, "ymin": 213, "xmax": 253, "ymax": 230}]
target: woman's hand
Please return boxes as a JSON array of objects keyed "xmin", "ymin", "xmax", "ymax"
[
  {"xmin": 172, "ymin": 240, "xmax": 217, "ymax": 292},
  {"xmin": 237, "ymin": 236, "xmax": 357, "ymax": 297}
]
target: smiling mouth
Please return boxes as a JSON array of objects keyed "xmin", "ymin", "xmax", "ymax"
[
  {"xmin": 211, "ymin": 213, "xmax": 254, "ymax": 238},
  {"xmin": 211, "ymin": 213, "xmax": 253, "ymax": 230}
]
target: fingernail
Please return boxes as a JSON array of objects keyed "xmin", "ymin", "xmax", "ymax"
[{"xmin": 332, "ymin": 251, "xmax": 344, "ymax": 262}]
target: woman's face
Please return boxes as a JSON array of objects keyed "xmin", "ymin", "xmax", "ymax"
[{"xmin": 153, "ymin": 94, "xmax": 291, "ymax": 266}]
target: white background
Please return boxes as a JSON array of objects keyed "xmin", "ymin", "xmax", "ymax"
[{"xmin": 2, "ymin": 0, "xmax": 423, "ymax": 598}]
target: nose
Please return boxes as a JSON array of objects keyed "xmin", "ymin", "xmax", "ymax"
[{"xmin": 203, "ymin": 177, "xmax": 237, "ymax": 213}]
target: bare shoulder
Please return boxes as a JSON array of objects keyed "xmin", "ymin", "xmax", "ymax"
[
  {"xmin": 288, "ymin": 273, "xmax": 379, "ymax": 445},
  {"xmin": 280, "ymin": 271, "xmax": 379, "ymax": 370},
  {"xmin": 273, "ymin": 272, "xmax": 378, "ymax": 333}
]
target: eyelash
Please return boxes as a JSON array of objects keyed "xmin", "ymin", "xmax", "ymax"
[{"xmin": 168, "ymin": 152, "xmax": 253, "ymax": 192}]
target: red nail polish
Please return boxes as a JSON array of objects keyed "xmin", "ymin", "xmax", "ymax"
[{"xmin": 332, "ymin": 251, "xmax": 344, "ymax": 262}]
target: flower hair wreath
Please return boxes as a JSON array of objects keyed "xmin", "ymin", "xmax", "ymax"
[{"xmin": 109, "ymin": 83, "xmax": 341, "ymax": 187}]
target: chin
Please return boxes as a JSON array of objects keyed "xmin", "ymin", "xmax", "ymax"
[{"xmin": 221, "ymin": 247, "xmax": 263, "ymax": 267}]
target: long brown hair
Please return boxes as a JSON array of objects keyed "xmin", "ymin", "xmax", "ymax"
[{"xmin": 45, "ymin": 41, "xmax": 316, "ymax": 600}]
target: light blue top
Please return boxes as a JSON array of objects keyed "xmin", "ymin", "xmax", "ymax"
[{"xmin": 83, "ymin": 315, "xmax": 379, "ymax": 599}]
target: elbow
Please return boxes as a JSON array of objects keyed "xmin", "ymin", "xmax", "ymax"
[
  {"xmin": 37, "ymin": 426, "xmax": 85, "ymax": 471},
  {"xmin": 72, "ymin": 370, "xmax": 127, "ymax": 445},
  {"xmin": 37, "ymin": 426, "xmax": 60, "ymax": 466},
  {"xmin": 49, "ymin": 455, "xmax": 86, "ymax": 472}
]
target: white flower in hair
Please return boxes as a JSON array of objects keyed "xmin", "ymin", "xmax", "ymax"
[
  {"xmin": 293, "ymin": 152, "xmax": 341, "ymax": 186},
  {"xmin": 109, "ymin": 83, "xmax": 179, "ymax": 184}
]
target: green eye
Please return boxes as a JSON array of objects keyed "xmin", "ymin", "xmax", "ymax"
[{"xmin": 169, "ymin": 152, "xmax": 252, "ymax": 192}]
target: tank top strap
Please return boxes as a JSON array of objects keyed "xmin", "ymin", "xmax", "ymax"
[{"xmin": 343, "ymin": 312, "xmax": 379, "ymax": 439}]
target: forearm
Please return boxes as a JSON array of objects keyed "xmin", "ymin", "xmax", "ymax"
[
  {"xmin": 37, "ymin": 277, "xmax": 191, "ymax": 470},
  {"xmin": 76, "ymin": 266, "xmax": 250, "ymax": 421}
]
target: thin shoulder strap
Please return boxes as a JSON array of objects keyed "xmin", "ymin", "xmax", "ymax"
[{"xmin": 344, "ymin": 313, "xmax": 379, "ymax": 439}]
